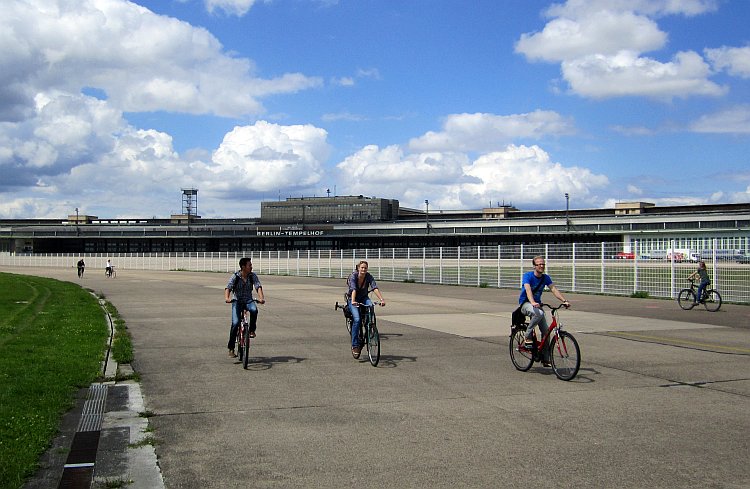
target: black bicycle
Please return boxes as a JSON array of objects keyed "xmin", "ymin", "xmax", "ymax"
[
  {"xmin": 677, "ymin": 279, "xmax": 721, "ymax": 312},
  {"xmin": 509, "ymin": 303, "xmax": 581, "ymax": 381},
  {"xmin": 335, "ymin": 296, "xmax": 381, "ymax": 367}
]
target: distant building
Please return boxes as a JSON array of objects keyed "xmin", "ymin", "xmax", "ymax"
[
  {"xmin": 0, "ymin": 199, "xmax": 748, "ymax": 254},
  {"xmin": 261, "ymin": 195, "xmax": 399, "ymax": 224}
]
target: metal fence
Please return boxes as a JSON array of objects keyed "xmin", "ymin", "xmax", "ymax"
[{"xmin": 2, "ymin": 241, "xmax": 748, "ymax": 304}]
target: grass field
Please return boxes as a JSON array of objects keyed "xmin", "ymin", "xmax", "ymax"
[{"xmin": 0, "ymin": 272, "xmax": 108, "ymax": 489}]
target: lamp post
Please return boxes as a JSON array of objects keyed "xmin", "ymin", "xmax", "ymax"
[
  {"xmin": 75, "ymin": 207, "xmax": 80, "ymax": 236},
  {"xmin": 565, "ymin": 193, "xmax": 570, "ymax": 232},
  {"xmin": 425, "ymin": 200, "xmax": 430, "ymax": 234}
]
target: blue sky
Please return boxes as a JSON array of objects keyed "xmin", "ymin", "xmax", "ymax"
[{"xmin": 1, "ymin": 0, "xmax": 749, "ymax": 219}]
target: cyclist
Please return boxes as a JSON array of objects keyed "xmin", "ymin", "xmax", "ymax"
[
  {"xmin": 688, "ymin": 261, "xmax": 710, "ymax": 304},
  {"xmin": 76, "ymin": 258, "xmax": 85, "ymax": 279},
  {"xmin": 347, "ymin": 260, "xmax": 385, "ymax": 359},
  {"xmin": 105, "ymin": 259, "xmax": 113, "ymax": 277},
  {"xmin": 519, "ymin": 256, "xmax": 569, "ymax": 365},
  {"xmin": 224, "ymin": 257, "xmax": 265, "ymax": 358}
]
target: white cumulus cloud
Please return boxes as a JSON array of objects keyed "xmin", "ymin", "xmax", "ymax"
[{"xmin": 408, "ymin": 111, "xmax": 575, "ymax": 153}]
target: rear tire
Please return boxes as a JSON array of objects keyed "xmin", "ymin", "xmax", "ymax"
[
  {"xmin": 549, "ymin": 331, "xmax": 581, "ymax": 381},
  {"xmin": 509, "ymin": 327, "xmax": 533, "ymax": 371},
  {"xmin": 703, "ymin": 290, "xmax": 722, "ymax": 312},
  {"xmin": 677, "ymin": 289, "xmax": 696, "ymax": 310}
]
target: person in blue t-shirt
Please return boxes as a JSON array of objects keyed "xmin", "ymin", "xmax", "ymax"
[{"xmin": 518, "ymin": 256, "xmax": 569, "ymax": 364}]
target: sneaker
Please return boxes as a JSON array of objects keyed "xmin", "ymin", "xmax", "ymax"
[
  {"xmin": 351, "ymin": 346, "xmax": 362, "ymax": 359},
  {"xmin": 228, "ymin": 350, "xmax": 237, "ymax": 358},
  {"xmin": 543, "ymin": 361, "xmax": 552, "ymax": 367},
  {"xmin": 249, "ymin": 331, "xmax": 256, "ymax": 338},
  {"xmin": 523, "ymin": 339, "xmax": 534, "ymax": 350}
]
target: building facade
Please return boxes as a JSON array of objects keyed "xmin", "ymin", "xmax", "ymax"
[{"xmin": 1, "ymin": 199, "xmax": 749, "ymax": 256}]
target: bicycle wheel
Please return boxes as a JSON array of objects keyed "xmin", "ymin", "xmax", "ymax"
[
  {"xmin": 366, "ymin": 320, "xmax": 380, "ymax": 367},
  {"xmin": 237, "ymin": 324, "xmax": 245, "ymax": 362},
  {"xmin": 243, "ymin": 324, "xmax": 251, "ymax": 369},
  {"xmin": 509, "ymin": 327, "xmax": 533, "ymax": 371},
  {"xmin": 702, "ymin": 290, "xmax": 722, "ymax": 312},
  {"xmin": 549, "ymin": 331, "xmax": 580, "ymax": 381},
  {"xmin": 677, "ymin": 289, "xmax": 696, "ymax": 310}
]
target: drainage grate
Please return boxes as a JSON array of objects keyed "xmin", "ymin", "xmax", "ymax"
[
  {"xmin": 77, "ymin": 384, "xmax": 107, "ymax": 432},
  {"xmin": 58, "ymin": 384, "xmax": 108, "ymax": 488}
]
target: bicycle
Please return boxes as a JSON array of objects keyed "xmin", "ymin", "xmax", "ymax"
[
  {"xmin": 335, "ymin": 298, "xmax": 381, "ymax": 367},
  {"xmin": 677, "ymin": 279, "xmax": 721, "ymax": 312},
  {"xmin": 231, "ymin": 299, "xmax": 260, "ymax": 369},
  {"xmin": 509, "ymin": 303, "xmax": 581, "ymax": 381}
]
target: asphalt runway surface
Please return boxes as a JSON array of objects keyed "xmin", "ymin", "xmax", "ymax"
[{"xmin": 7, "ymin": 267, "xmax": 750, "ymax": 489}]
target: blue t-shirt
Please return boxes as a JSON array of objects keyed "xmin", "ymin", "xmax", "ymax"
[{"xmin": 518, "ymin": 271, "xmax": 553, "ymax": 305}]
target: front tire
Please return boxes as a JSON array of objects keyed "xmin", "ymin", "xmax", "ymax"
[
  {"xmin": 243, "ymin": 325, "xmax": 251, "ymax": 369},
  {"xmin": 509, "ymin": 327, "xmax": 533, "ymax": 371},
  {"xmin": 677, "ymin": 289, "xmax": 696, "ymax": 310},
  {"xmin": 549, "ymin": 331, "xmax": 581, "ymax": 381},
  {"xmin": 366, "ymin": 320, "xmax": 380, "ymax": 367},
  {"xmin": 703, "ymin": 290, "xmax": 722, "ymax": 312}
]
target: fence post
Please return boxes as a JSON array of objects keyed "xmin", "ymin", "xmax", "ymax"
[
  {"xmin": 457, "ymin": 246, "xmax": 462, "ymax": 286},
  {"xmin": 422, "ymin": 247, "xmax": 426, "ymax": 283},
  {"xmin": 600, "ymin": 242, "xmax": 605, "ymax": 294},
  {"xmin": 571, "ymin": 243, "xmax": 576, "ymax": 292},
  {"xmin": 439, "ymin": 247, "xmax": 443, "ymax": 284},
  {"xmin": 477, "ymin": 246, "xmax": 481, "ymax": 287},
  {"xmin": 497, "ymin": 245, "xmax": 501, "ymax": 288},
  {"xmin": 670, "ymin": 239, "xmax": 676, "ymax": 298},
  {"xmin": 633, "ymin": 240, "xmax": 638, "ymax": 294}
]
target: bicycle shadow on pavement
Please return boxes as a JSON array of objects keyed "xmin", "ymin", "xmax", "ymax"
[
  {"xmin": 236, "ymin": 356, "xmax": 306, "ymax": 371},
  {"xmin": 367, "ymin": 354, "xmax": 417, "ymax": 368},
  {"xmin": 530, "ymin": 365, "xmax": 598, "ymax": 383}
]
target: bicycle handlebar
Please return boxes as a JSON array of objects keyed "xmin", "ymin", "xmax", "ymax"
[
  {"xmin": 540, "ymin": 302, "xmax": 570, "ymax": 312},
  {"xmin": 229, "ymin": 298, "xmax": 263, "ymax": 304}
]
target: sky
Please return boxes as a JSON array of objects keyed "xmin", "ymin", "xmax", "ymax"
[{"xmin": 1, "ymin": 0, "xmax": 749, "ymax": 219}]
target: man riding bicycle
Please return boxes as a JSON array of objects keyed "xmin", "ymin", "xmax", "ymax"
[
  {"xmin": 347, "ymin": 260, "xmax": 385, "ymax": 359},
  {"xmin": 519, "ymin": 256, "xmax": 569, "ymax": 365},
  {"xmin": 224, "ymin": 257, "xmax": 265, "ymax": 358}
]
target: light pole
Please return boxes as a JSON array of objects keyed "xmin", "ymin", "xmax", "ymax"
[
  {"xmin": 75, "ymin": 207, "xmax": 80, "ymax": 236},
  {"xmin": 565, "ymin": 193, "xmax": 570, "ymax": 232},
  {"xmin": 425, "ymin": 200, "xmax": 430, "ymax": 234}
]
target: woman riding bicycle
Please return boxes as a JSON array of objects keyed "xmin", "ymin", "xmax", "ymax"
[
  {"xmin": 347, "ymin": 260, "xmax": 385, "ymax": 359},
  {"xmin": 687, "ymin": 261, "xmax": 710, "ymax": 304}
]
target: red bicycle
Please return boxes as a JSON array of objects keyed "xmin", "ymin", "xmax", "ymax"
[
  {"xmin": 232, "ymin": 299, "xmax": 259, "ymax": 370},
  {"xmin": 509, "ymin": 303, "xmax": 581, "ymax": 381}
]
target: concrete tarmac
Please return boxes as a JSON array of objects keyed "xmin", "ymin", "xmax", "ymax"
[{"xmin": 7, "ymin": 266, "xmax": 750, "ymax": 489}]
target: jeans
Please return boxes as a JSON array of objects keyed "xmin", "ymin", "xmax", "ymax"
[
  {"xmin": 348, "ymin": 298, "xmax": 373, "ymax": 348},
  {"xmin": 696, "ymin": 280, "xmax": 710, "ymax": 302},
  {"xmin": 521, "ymin": 301, "xmax": 550, "ymax": 361},
  {"xmin": 228, "ymin": 300, "xmax": 258, "ymax": 350}
]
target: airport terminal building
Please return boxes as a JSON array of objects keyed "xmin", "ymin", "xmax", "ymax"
[{"xmin": 1, "ymin": 196, "xmax": 749, "ymax": 257}]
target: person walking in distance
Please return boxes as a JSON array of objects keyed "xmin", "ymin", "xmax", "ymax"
[
  {"xmin": 224, "ymin": 257, "xmax": 265, "ymax": 358},
  {"xmin": 77, "ymin": 258, "xmax": 85, "ymax": 279},
  {"xmin": 519, "ymin": 256, "xmax": 569, "ymax": 366}
]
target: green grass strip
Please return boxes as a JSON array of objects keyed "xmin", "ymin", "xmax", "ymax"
[{"xmin": 0, "ymin": 272, "xmax": 108, "ymax": 489}]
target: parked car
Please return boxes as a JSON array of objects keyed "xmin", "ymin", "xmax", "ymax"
[
  {"xmin": 737, "ymin": 254, "xmax": 750, "ymax": 264},
  {"xmin": 614, "ymin": 252, "xmax": 635, "ymax": 260}
]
